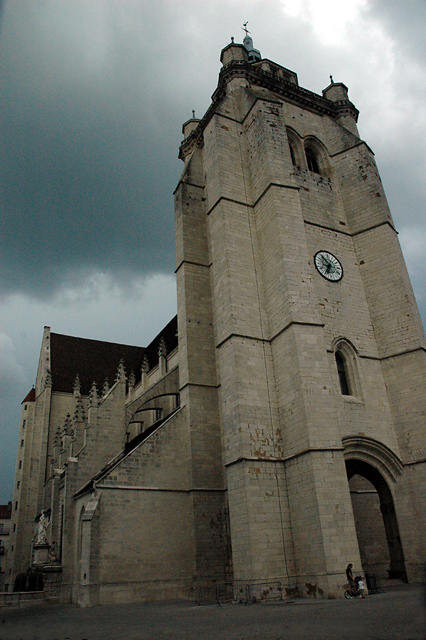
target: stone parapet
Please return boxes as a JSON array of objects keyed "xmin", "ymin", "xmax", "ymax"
[{"xmin": 0, "ymin": 591, "xmax": 44, "ymax": 608}]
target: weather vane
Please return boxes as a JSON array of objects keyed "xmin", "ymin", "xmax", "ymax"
[{"xmin": 242, "ymin": 21, "xmax": 250, "ymax": 37}]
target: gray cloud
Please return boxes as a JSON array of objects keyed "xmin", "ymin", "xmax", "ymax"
[
  {"xmin": 369, "ymin": 0, "xmax": 426, "ymax": 56},
  {"xmin": 0, "ymin": 333, "xmax": 26, "ymax": 395}
]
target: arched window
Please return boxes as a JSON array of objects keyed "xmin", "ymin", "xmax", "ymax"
[
  {"xmin": 305, "ymin": 148, "xmax": 320, "ymax": 174},
  {"xmin": 333, "ymin": 339, "xmax": 363, "ymax": 400},
  {"xmin": 335, "ymin": 351, "xmax": 350, "ymax": 395},
  {"xmin": 289, "ymin": 143, "xmax": 297, "ymax": 167},
  {"xmin": 286, "ymin": 128, "xmax": 303, "ymax": 170}
]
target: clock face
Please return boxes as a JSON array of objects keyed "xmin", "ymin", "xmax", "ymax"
[{"xmin": 314, "ymin": 251, "xmax": 343, "ymax": 282}]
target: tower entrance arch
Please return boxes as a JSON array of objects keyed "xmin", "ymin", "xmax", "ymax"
[{"xmin": 343, "ymin": 438, "xmax": 407, "ymax": 583}]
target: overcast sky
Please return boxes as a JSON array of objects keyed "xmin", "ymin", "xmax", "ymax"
[{"xmin": 1, "ymin": 0, "xmax": 426, "ymax": 503}]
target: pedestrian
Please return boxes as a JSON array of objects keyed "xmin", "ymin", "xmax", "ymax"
[
  {"xmin": 357, "ymin": 576, "xmax": 366, "ymax": 598},
  {"xmin": 346, "ymin": 563, "xmax": 356, "ymax": 595}
]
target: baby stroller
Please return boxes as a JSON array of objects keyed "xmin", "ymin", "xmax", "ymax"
[{"xmin": 344, "ymin": 575, "xmax": 364, "ymax": 599}]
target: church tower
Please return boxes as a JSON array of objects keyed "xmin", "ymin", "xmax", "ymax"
[
  {"xmin": 6, "ymin": 34, "xmax": 426, "ymax": 606},
  {"xmin": 175, "ymin": 36, "xmax": 426, "ymax": 596}
]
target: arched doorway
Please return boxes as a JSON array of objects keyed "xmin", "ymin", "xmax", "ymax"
[{"xmin": 346, "ymin": 459, "xmax": 407, "ymax": 582}]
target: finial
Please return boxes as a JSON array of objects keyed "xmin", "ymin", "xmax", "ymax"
[
  {"xmin": 241, "ymin": 23, "xmax": 261, "ymax": 61},
  {"xmin": 54, "ymin": 426, "xmax": 61, "ymax": 447},
  {"xmin": 141, "ymin": 355, "xmax": 149, "ymax": 374},
  {"xmin": 158, "ymin": 337, "xmax": 167, "ymax": 358},
  {"xmin": 115, "ymin": 359, "xmax": 126, "ymax": 383},
  {"xmin": 330, "ymin": 75, "xmax": 334, "ymax": 84},
  {"xmin": 231, "ymin": 36, "xmax": 234, "ymax": 44},
  {"xmin": 192, "ymin": 110, "xmax": 195, "ymax": 119},
  {"xmin": 74, "ymin": 393, "xmax": 85, "ymax": 421},
  {"xmin": 73, "ymin": 374, "xmax": 81, "ymax": 396},
  {"xmin": 102, "ymin": 378, "xmax": 110, "ymax": 396},
  {"xmin": 89, "ymin": 381, "xmax": 99, "ymax": 407},
  {"xmin": 63, "ymin": 414, "xmax": 73, "ymax": 436}
]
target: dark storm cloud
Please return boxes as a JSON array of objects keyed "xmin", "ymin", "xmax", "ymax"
[
  {"xmin": 2, "ymin": 0, "xmax": 426, "ymax": 302},
  {"xmin": 0, "ymin": 0, "xmax": 206, "ymax": 297}
]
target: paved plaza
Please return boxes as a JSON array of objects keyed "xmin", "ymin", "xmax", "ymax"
[{"xmin": 0, "ymin": 585, "xmax": 425, "ymax": 640}]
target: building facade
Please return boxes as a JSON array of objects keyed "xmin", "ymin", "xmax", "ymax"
[
  {"xmin": 4, "ymin": 37, "xmax": 426, "ymax": 604},
  {"xmin": 0, "ymin": 503, "xmax": 12, "ymax": 590}
]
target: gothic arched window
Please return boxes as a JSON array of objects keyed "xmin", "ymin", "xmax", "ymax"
[
  {"xmin": 289, "ymin": 143, "xmax": 297, "ymax": 167},
  {"xmin": 333, "ymin": 339, "xmax": 364, "ymax": 401},
  {"xmin": 335, "ymin": 351, "xmax": 350, "ymax": 395},
  {"xmin": 306, "ymin": 148, "xmax": 320, "ymax": 174},
  {"xmin": 286, "ymin": 128, "xmax": 303, "ymax": 170}
]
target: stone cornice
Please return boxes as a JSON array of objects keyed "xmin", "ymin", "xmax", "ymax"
[{"xmin": 179, "ymin": 59, "xmax": 359, "ymax": 160}]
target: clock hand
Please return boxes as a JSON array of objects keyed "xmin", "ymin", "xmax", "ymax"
[{"xmin": 322, "ymin": 257, "xmax": 334, "ymax": 273}]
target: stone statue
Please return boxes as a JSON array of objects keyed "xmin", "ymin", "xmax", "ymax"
[{"xmin": 36, "ymin": 511, "xmax": 48, "ymax": 545}]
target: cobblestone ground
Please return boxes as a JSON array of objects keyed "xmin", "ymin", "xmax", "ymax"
[{"xmin": 1, "ymin": 585, "xmax": 425, "ymax": 640}]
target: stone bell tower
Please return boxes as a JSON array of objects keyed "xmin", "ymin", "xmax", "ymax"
[{"xmin": 175, "ymin": 36, "xmax": 426, "ymax": 597}]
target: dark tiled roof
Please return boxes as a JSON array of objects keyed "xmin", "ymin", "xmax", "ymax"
[
  {"xmin": 50, "ymin": 333, "xmax": 145, "ymax": 396},
  {"xmin": 50, "ymin": 316, "xmax": 178, "ymax": 396},
  {"xmin": 0, "ymin": 503, "xmax": 12, "ymax": 519},
  {"xmin": 22, "ymin": 388, "xmax": 36, "ymax": 404},
  {"xmin": 139, "ymin": 316, "xmax": 178, "ymax": 381}
]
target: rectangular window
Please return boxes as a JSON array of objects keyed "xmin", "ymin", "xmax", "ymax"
[
  {"xmin": 20, "ymin": 439, "xmax": 24, "ymax": 448},
  {"xmin": 22, "ymin": 420, "xmax": 26, "ymax": 429},
  {"xmin": 14, "ymin": 502, "xmax": 18, "ymax": 511},
  {"xmin": 13, "ymin": 524, "xmax": 16, "ymax": 532},
  {"xmin": 19, "ymin": 461, "xmax": 22, "ymax": 469}
]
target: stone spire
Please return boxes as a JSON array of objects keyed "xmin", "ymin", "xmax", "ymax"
[
  {"xmin": 128, "ymin": 370, "xmax": 136, "ymax": 401},
  {"xmin": 141, "ymin": 355, "xmax": 149, "ymax": 375},
  {"xmin": 158, "ymin": 337, "xmax": 167, "ymax": 376},
  {"xmin": 89, "ymin": 381, "xmax": 99, "ymax": 407},
  {"xmin": 141, "ymin": 355, "xmax": 150, "ymax": 390},
  {"xmin": 102, "ymin": 378, "xmax": 110, "ymax": 396},
  {"xmin": 63, "ymin": 414, "xmax": 73, "ymax": 437},
  {"xmin": 73, "ymin": 374, "xmax": 85, "ymax": 423},
  {"xmin": 73, "ymin": 374, "xmax": 81, "ymax": 397},
  {"xmin": 58, "ymin": 414, "xmax": 74, "ymax": 463},
  {"xmin": 158, "ymin": 337, "xmax": 167, "ymax": 358},
  {"xmin": 74, "ymin": 394, "xmax": 85, "ymax": 422},
  {"xmin": 115, "ymin": 359, "xmax": 126, "ymax": 383},
  {"xmin": 53, "ymin": 425, "xmax": 61, "ymax": 448}
]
